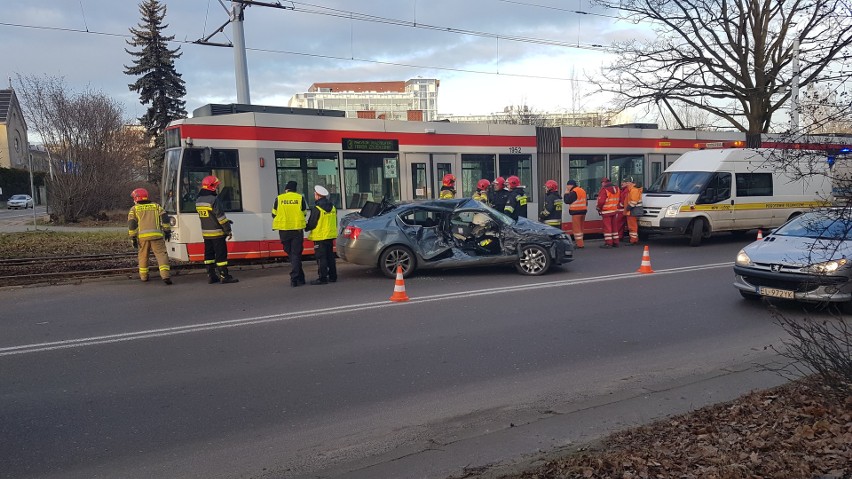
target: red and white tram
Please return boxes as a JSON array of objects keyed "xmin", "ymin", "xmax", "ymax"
[{"xmin": 161, "ymin": 104, "xmax": 749, "ymax": 262}]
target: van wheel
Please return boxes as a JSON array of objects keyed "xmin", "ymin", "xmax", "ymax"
[
  {"xmin": 689, "ymin": 218, "xmax": 706, "ymax": 246},
  {"xmin": 379, "ymin": 245, "xmax": 416, "ymax": 279}
]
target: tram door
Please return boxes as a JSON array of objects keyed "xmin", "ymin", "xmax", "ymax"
[{"xmin": 403, "ymin": 153, "xmax": 459, "ymax": 200}]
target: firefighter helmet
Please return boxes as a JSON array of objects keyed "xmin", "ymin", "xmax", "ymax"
[
  {"xmin": 131, "ymin": 188, "xmax": 149, "ymax": 202},
  {"xmin": 442, "ymin": 173, "xmax": 456, "ymax": 187},
  {"xmin": 493, "ymin": 176, "xmax": 505, "ymax": 190},
  {"xmin": 544, "ymin": 180, "xmax": 558, "ymax": 192},
  {"xmin": 477, "ymin": 178, "xmax": 491, "ymax": 190},
  {"xmin": 201, "ymin": 175, "xmax": 220, "ymax": 191},
  {"xmin": 507, "ymin": 176, "xmax": 521, "ymax": 188}
]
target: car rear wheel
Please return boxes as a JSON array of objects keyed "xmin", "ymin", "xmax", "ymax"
[
  {"xmin": 515, "ymin": 244, "xmax": 551, "ymax": 275},
  {"xmin": 379, "ymin": 245, "xmax": 416, "ymax": 279}
]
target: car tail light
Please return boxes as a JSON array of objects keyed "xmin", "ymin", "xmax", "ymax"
[{"xmin": 343, "ymin": 226, "xmax": 362, "ymax": 240}]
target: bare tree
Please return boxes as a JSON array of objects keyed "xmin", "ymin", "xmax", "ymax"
[
  {"xmin": 799, "ymin": 84, "xmax": 852, "ymax": 135},
  {"xmin": 15, "ymin": 75, "xmax": 146, "ymax": 222},
  {"xmin": 495, "ymin": 104, "xmax": 550, "ymax": 126},
  {"xmin": 591, "ymin": 0, "xmax": 852, "ymax": 147}
]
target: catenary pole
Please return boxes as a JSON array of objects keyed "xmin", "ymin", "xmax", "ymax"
[{"xmin": 232, "ymin": 1, "xmax": 251, "ymax": 104}]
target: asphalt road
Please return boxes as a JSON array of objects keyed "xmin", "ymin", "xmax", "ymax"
[{"xmin": 0, "ymin": 233, "xmax": 819, "ymax": 478}]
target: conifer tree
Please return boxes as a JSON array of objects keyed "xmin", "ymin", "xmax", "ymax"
[{"xmin": 125, "ymin": 0, "xmax": 186, "ymax": 183}]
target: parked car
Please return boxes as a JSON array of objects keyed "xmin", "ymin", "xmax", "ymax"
[
  {"xmin": 6, "ymin": 194, "xmax": 33, "ymax": 209},
  {"xmin": 337, "ymin": 198, "xmax": 574, "ymax": 278},
  {"xmin": 733, "ymin": 209, "xmax": 852, "ymax": 312}
]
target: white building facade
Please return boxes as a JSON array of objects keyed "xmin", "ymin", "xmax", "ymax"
[{"xmin": 288, "ymin": 79, "xmax": 439, "ymax": 121}]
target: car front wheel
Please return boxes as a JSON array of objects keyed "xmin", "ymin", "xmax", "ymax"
[
  {"xmin": 379, "ymin": 245, "xmax": 416, "ymax": 279},
  {"xmin": 515, "ymin": 244, "xmax": 552, "ymax": 275}
]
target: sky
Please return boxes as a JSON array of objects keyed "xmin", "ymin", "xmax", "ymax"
[{"xmin": 0, "ymin": 0, "xmax": 654, "ymax": 123}]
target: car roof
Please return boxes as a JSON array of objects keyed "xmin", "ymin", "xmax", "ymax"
[{"xmin": 395, "ymin": 199, "xmax": 475, "ymax": 212}]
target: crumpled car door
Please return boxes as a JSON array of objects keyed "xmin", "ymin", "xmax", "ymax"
[{"xmin": 397, "ymin": 217, "xmax": 452, "ymax": 260}]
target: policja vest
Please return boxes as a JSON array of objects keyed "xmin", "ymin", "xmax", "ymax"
[
  {"xmin": 307, "ymin": 205, "xmax": 338, "ymax": 241},
  {"xmin": 272, "ymin": 191, "xmax": 306, "ymax": 230}
]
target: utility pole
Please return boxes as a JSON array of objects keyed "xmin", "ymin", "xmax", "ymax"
[{"xmin": 231, "ymin": 1, "xmax": 251, "ymax": 104}]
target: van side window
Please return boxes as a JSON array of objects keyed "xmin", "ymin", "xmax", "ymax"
[
  {"xmin": 736, "ymin": 173, "xmax": 773, "ymax": 197},
  {"xmin": 696, "ymin": 172, "xmax": 731, "ymax": 204}
]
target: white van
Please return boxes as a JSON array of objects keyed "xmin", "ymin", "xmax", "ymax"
[{"xmin": 638, "ymin": 148, "xmax": 831, "ymax": 246}]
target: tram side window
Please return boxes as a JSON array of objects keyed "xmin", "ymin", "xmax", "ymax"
[
  {"xmin": 569, "ymin": 154, "xmax": 606, "ymax": 199},
  {"xmin": 179, "ymin": 148, "xmax": 242, "ymax": 213},
  {"xmin": 499, "ymin": 154, "xmax": 534, "ymax": 202},
  {"xmin": 343, "ymin": 153, "xmax": 401, "ymax": 208},
  {"xmin": 461, "ymin": 154, "xmax": 496, "ymax": 198},
  {"xmin": 275, "ymin": 151, "xmax": 342, "ymax": 209},
  {"xmin": 609, "ymin": 154, "xmax": 644, "ymax": 187}
]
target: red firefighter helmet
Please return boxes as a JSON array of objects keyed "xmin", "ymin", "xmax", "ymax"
[
  {"xmin": 130, "ymin": 188, "xmax": 149, "ymax": 202},
  {"xmin": 507, "ymin": 175, "xmax": 521, "ymax": 188},
  {"xmin": 201, "ymin": 175, "xmax": 220, "ymax": 191},
  {"xmin": 493, "ymin": 176, "xmax": 505, "ymax": 190},
  {"xmin": 476, "ymin": 178, "xmax": 491, "ymax": 190},
  {"xmin": 544, "ymin": 180, "xmax": 558, "ymax": 192},
  {"xmin": 442, "ymin": 173, "xmax": 456, "ymax": 187}
]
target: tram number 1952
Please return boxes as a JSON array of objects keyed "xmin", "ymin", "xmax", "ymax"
[{"xmin": 508, "ymin": 147, "xmax": 522, "ymax": 153}]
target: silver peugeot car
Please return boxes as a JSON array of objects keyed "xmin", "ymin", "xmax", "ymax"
[
  {"xmin": 734, "ymin": 209, "xmax": 852, "ymax": 312},
  {"xmin": 337, "ymin": 198, "xmax": 574, "ymax": 278}
]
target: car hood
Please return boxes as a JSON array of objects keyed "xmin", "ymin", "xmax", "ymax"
[
  {"xmin": 511, "ymin": 217, "xmax": 563, "ymax": 235},
  {"xmin": 744, "ymin": 235, "xmax": 852, "ymax": 266}
]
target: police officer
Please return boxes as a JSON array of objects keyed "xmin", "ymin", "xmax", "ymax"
[
  {"xmin": 306, "ymin": 185, "xmax": 338, "ymax": 285},
  {"xmin": 128, "ymin": 188, "xmax": 172, "ymax": 284},
  {"xmin": 504, "ymin": 175, "xmax": 528, "ymax": 221},
  {"xmin": 272, "ymin": 180, "xmax": 308, "ymax": 287},
  {"xmin": 196, "ymin": 176, "xmax": 238, "ymax": 283},
  {"xmin": 538, "ymin": 180, "xmax": 562, "ymax": 227}
]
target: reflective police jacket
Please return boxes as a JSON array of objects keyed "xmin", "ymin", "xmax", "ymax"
[
  {"xmin": 128, "ymin": 200, "xmax": 170, "ymax": 240},
  {"xmin": 195, "ymin": 190, "xmax": 232, "ymax": 239},
  {"xmin": 306, "ymin": 197, "xmax": 338, "ymax": 241},
  {"xmin": 272, "ymin": 191, "xmax": 307, "ymax": 231},
  {"xmin": 539, "ymin": 191, "xmax": 562, "ymax": 227}
]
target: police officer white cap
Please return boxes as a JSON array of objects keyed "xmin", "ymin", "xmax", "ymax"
[{"xmin": 314, "ymin": 185, "xmax": 329, "ymax": 196}]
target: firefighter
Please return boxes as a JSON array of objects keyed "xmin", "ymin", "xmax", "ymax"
[
  {"xmin": 272, "ymin": 180, "xmax": 308, "ymax": 287},
  {"xmin": 596, "ymin": 177, "xmax": 621, "ymax": 248},
  {"xmin": 539, "ymin": 180, "xmax": 562, "ymax": 227},
  {"xmin": 622, "ymin": 176, "xmax": 643, "ymax": 245},
  {"xmin": 491, "ymin": 176, "xmax": 510, "ymax": 214},
  {"xmin": 128, "ymin": 188, "xmax": 172, "ymax": 284},
  {"xmin": 439, "ymin": 174, "xmax": 457, "ymax": 199},
  {"xmin": 472, "ymin": 178, "xmax": 491, "ymax": 204},
  {"xmin": 305, "ymin": 185, "xmax": 338, "ymax": 285},
  {"xmin": 503, "ymin": 175, "xmax": 527, "ymax": 221},
  {"xmin": 196, "ymin": 175, "xmax": 238, "ymax": 284},
  {"xmin": 564, "ymin": 180, "xmax": 587, "ymax": 248}
]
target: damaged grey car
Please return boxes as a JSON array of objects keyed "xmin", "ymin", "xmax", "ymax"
[{"xmin": 337, "ymin": 198, "xmax": 574, "ymax": 278}]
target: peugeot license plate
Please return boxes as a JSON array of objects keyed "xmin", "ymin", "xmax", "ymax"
[{"xmin": 758, "ymin": 286, "xmax": 795, "ymax": 299}]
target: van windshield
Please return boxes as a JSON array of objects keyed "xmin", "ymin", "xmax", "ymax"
[{"xmin": 646, "ymin": 171, "xmax": 714, "ymax": 194}]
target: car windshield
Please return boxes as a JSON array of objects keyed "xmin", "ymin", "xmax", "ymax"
[
  {"xmin": 10, "ymin": 195, "xmax": 27, "ymax": 200},
  {"xmin": 645, "ymin": 171, "xmax": 714, "ymax": 194},
  {"xmin": 774, "ymin": 211, "xmax": 852, "ymax": 240}
]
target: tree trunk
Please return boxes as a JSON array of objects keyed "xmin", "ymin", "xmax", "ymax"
[{"xmin": 746, "ymin": 132, "xmax": 762, "ymax": 148}]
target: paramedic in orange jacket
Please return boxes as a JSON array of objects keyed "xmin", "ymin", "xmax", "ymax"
[
  {"xmin": 622, "ymin": 176, "xmax": 643, "ymax": 245},
  {"xmin": 564, "ymin": 180, "xmax": 587, "ymax": 248},
  {"xmin": 596, "ymin": 178, "xmax": 621, "ymax": 248}
]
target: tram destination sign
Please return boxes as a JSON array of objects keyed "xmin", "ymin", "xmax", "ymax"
[{"xmin": 342, "ymin": 138, "xmax": 399, "ymax": 152}]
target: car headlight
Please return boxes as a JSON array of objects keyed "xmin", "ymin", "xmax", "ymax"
[
  {"xmin": 735, "ymin": 249, "xmax": 752, "ymax": 266},
  {"xmin": 664, "ymin": 203, "xmax": 682, "ymax": 217},
  {"xmin": 804, "ymin": 258, "xmax": 848, "ymax": 274}
]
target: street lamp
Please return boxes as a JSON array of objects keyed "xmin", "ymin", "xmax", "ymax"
[{"xmin": 28, "ymin": 151, "xmax": 37, "ymax": 229}]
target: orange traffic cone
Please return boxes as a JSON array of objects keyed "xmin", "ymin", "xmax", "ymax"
[
  {"xmin": 636, "ymin": 245, "xmax": 655, "ymax": 274},
  {"xmin": 389, "ymin": 265, "xmax": 410, "ymax": 302},
  {"xmin": 756, "ymin": 229, "xmax": 763, "ymax": 240}
]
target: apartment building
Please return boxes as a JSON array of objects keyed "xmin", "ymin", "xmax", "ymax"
[{"xmin": 288, "ymin": 78, "xmax": 439, "ymax": 121}]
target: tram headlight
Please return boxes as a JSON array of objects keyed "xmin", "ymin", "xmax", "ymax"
[{"xmin": 664, "ymin": 203, "xmax": 682, "ymax": 217}]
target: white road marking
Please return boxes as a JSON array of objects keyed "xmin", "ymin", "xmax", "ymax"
[{"xmin": 0, "ymin": 262, "xmax": 732, "ymax": 357}]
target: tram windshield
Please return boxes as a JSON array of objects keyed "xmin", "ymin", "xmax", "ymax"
[{"xmin": 645, "ymin": 171, "xmax": 713, "ymax": 195}]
